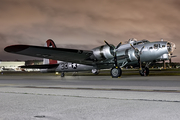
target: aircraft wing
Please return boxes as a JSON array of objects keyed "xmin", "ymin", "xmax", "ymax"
[{"xmin": 4, "ymin": 45, "xmax": 94, "ymax": 65}]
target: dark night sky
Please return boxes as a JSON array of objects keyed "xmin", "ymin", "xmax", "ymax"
[{"xmin": 0, "ymin": 0, "xmax": 179, "ymax": 62}]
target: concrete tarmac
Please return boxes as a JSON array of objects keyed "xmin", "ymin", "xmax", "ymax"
[{"xmin": 0, "ymin": 76, "xmax": 180, "ymax": 120}]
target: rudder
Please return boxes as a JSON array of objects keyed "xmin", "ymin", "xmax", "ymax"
[{"xmin": 43, "ymin": 39, "xmax": 58, "ymax": 64}]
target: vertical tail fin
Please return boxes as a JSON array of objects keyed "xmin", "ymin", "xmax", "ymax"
[{"xmin": 43, "ymin": 39, "xmax": 58, "ymax": 64}]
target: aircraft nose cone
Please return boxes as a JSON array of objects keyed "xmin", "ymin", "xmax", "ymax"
[{"xmin": 167, "ymin": 42, "xmax": 176, "ymax": 54}]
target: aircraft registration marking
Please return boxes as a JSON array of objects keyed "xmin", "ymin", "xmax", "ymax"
[
  {"xmin": 60, "ymin": 63, "xmax": 78, "ymax": 70},
  {"xmin": 60, "ymin": 63, "xmax": 68, "ymax": 70}
]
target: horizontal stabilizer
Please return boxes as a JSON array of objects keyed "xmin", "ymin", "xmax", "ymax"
[{"xmin": 20, "ymin": 64, "xmax": 59, "ymax": 69}]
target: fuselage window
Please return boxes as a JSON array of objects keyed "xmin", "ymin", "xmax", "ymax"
[
  {"xmin": 162, "ymin": 45, "xmax": 165, "ymax": 47},
  {"xmin": 154, "ymin": 44, "xmax": 158, "ymax": 49},
  {"xmin": 149, "ymin": 47, "xmax": 153, "ymax": 49},
  {"xmin": 143, "ymin": 40, "xmax": 149, "ymax": 43}
]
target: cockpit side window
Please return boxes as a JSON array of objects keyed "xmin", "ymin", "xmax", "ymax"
[
  {"xmin": 149, "ymin": 47, "xmax": 153, "ymax": 49},
  {"xmin": 162, "ymin": 45, "xmax": 165, "ymax": 47},
  {"xmin": 137, "ymin": 42, "xmax": 143, "ymax": 45},
  {"xmin": 133, "ymin": 42, "xmax": 143, "ymax": 45},
  {"xmin": 143, "ymin": 40, "xmax": 149, "ymax": 43},
  {"xmin": 133, "ymin": 43, "xmax": 137, "ymax": 45},
  {"xmin": 154, "ymin": 44, "xmax": 158, "ymax": 49}
]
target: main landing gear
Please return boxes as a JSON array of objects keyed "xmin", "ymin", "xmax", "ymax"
[
  {"xmin": 92, "ymin": 69, "xmax": 100, "ymax": 75},
  {"xmin": 111, "ymin": 66, "xmax": 122, "ymax": 78},
  {"xmin": 139, "ymin": 67, "xmax": 149, "ymax": 76},
  {"xmin": 61, "ymin": 72, "xmax": 65, "ymax": 77},
  {"xmin": 139, "ymin": 62, "xmax": 151, "ymax": 76}
]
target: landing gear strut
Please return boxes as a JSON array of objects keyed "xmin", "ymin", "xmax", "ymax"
[
  {"xmin": 61, "ymin": 72, "xmax": 65, "ymax": 77},
  {"xmin": 111, "ymin": 66, "xmax": 122, "ymax": 78},
  {"xmin": 139, "ymin": 67, "xmax": 149, "ymax": 76}
]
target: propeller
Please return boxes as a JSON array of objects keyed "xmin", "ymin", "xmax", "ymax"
[
  {"xmin": 169, "ymin": 58, "xmax": 171, "ymax": 64},
  {"xmin": 163, "ymin": 60, "xmax": 166, "ymax": 69},
  {"xmin": 130, "ymin": 44, "xmax": 144, "ymax": 69},
  {"xmin": 104, "ymin": 40, "xmax": 122, "ymax": 66}
]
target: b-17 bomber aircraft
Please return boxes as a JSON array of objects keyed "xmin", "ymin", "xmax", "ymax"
[{"xmin": 4, "ymin": 38, "xmax": 176, "ymax": 78}]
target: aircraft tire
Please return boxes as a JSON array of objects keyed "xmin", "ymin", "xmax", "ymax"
[
  {"xmin": 111, "ymin": 67, "xmax": 122, "ymax": 78},
  {"xmin": 92, "ymin": 69, "xmax": 100, "ymax": 75},
  {"xmin": 139, "ymin": 67, "xmax": 149, "ymax": 76},
  {"xmin": 61, "ymin": 72, "xmax": 65, "ymax": 77}
]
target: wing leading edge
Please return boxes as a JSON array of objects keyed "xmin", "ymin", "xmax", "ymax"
[{"xmin": 4, "ymin": 45, "xmax": 93, "ymax": 65}]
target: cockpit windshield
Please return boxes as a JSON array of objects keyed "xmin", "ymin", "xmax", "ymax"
[
  {"xmin": 127, "ymin": 38, "xmax": 150, "ymax": 46},
  {"xmin": 128, "ymin": 38, "xmax": 137, "ymax": 44},
  {"xmin": 133, "ymin": 40, "xmax": 150, "ymax": 45},
  {"xmin": 141, "ymin": 40, "xmax": 150, "ymax": 43}
]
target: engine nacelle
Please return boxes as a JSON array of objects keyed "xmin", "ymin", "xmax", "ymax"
[
  {"xmin": 117, "ymin": 48, "xmax": 138, "ymax": 62},
  {"xmin": 127, "ymin": 48, "xmax": 139, "ymax": 61},
  {"xmin": 92, "ymin": 45, "xmax": 114, "ymax": 60}
]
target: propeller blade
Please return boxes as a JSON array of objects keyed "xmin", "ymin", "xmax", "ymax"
[
  {"xmin": 104, "ymin": 40, "xmax": 112, "ymax": 48},
  {"xmin": 169, "ymin": 59, "xmax": 171, "ymax": 64},
  {"xmin": 104, "ymin": 40, "xmax": 115, "ymax": 54},
  {"xmin": 171, "ymin": 55, "xmax": 177, "ymax": 58},
  {"xmin": 114, "ymin": 53, "xmax": 118, "ymax": 66},
  {"xmin": 138, "ymin": 57, "xmax": 142, "ymax": 70},
  {"xmin": 163, "ymin": 60, "xmax": 166, "ymax": 69},
  {"xmin": 130, "ymin": 44, "xmax": 136, "ymax": 50},
  {"xmin": 116, "ymin": 42, "xmax": 122, "ymax": 49}
]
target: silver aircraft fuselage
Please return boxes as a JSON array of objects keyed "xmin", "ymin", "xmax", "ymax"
[
  {"xmin": 40, "ymin": 62, "xmax": 95, "ymax": 73},
  {"xmin": 114, "ymin": 40, "xmax": 175, "ymax": 66}
]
